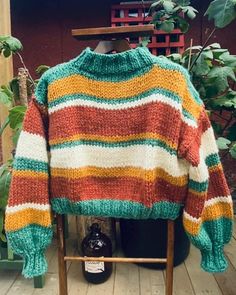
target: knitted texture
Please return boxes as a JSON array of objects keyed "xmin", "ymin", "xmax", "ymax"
[{"xmin": 5, "ymin": 46, "xmax": 233, "ymax": 277}]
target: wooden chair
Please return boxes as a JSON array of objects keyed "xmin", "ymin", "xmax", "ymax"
[{"xmin": 56, "ymin": 25, "xmax": 174, "ymax": 295}]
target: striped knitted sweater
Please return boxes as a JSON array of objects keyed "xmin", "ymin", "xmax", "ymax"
[{"xmin": 5, "ymin": 46, "xmax": 233, "ymax": 278}]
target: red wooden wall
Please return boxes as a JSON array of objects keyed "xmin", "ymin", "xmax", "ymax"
[{"xmin": 10, "ymin": 0, "xmax": 236, "ymax": 79}]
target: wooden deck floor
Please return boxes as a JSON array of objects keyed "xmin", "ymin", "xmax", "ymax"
[{"xmin": 1, "ymin": 216, "xmax": 236, "ymax": 295}]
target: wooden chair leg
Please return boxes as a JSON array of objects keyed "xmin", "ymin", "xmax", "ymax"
[
  {"xmin": 166, "ymin": 220, "xmax": 175, "ymax": 295},
  {"xmin": 56, "ymin": 214, "xmax": 68, "ymax": 295}
]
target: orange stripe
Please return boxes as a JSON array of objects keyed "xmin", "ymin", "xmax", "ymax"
[{"xmin": 5, "ymin": 208, "xmax": 52, "ymax": 231}]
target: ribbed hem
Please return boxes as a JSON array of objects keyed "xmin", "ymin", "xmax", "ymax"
[
  {"xmin": 51, "ymin": 198, "xmax": 182, "ymax": 220},
  {"xmin": 22, "ymin": 251, "xmax": 48, "ymax": 278},
  {"xmin": 71, "ymin": 46, "xmax": 154, "ymax": 76},
  {"xmin": 201, "ymin": 246, "xmax": 228, "ymax": 273}
]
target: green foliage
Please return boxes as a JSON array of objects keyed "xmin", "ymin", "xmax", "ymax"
[
  {"xmin": 216, "ymin": 137, "xmax": 231, "ymax": 149},
  {"xmin": 0, "ymin": 160, "xmax": 12, "ymax": 242},
  {"xmin": 148, "ymin": 0, "xmax": 198, "ymax": 33},
  {"xmin": 0, "ymin": 36, "xmax": 22, "ymax": 57},
  {"xmin": 205, "ymin": 0, "xmax": 236, "ymax": 28}
]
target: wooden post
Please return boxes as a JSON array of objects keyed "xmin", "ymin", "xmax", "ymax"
[
  {"xmin": 56, "ymin": 214, "xmax": 68, "ymax": 295},
  {"xmin": 0, "ymin": 0, "xmax": 13, "ymax": 163},
  {"xmin": 166, "ymin": 220, "xmax": 175, "ymax": 295}
]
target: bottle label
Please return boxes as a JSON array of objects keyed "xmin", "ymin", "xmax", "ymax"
[{"xmin": 85, "ymin": 261, "xmax": 105, "ymax": 273}]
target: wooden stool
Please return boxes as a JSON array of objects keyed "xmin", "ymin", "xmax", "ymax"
[{"xmin": 56, "ymin": 214, "xmax": 174, "ymax": 295}]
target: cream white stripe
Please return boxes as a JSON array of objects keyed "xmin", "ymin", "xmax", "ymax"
[
  {"xmin": 182, "ymin": 116, "xmax": 197, "ymax": 128},
  {"xmin": 15, "ymin": 131, "xmax": 48, "ymax": 162},
  {"xmin": 205, "ymin": 196, "xmax": 232, "ymax": 207},
  {"xmin": 50, "ymin": 145, "xmax": 189, "ymax": 177},
  {"xmin": 201, "ymin": 127, "xmax": 219, "ymax": 158},
  {"xmin": 48, "ymin": 93, "xmax": 182, "ymax": 114},
  {"xmin": 183, "ymin": 211, "xmax": 201, "ymax": 223},
  {"xmin": 6, "ymin": 203, "xmax": 50, "ymax": 214}
]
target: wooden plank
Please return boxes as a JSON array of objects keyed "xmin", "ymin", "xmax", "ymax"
[
  {"xmin": 67, "ymin": 262, "xmax": 89, "ymax": 295},
  {"xmin": 0, "ymin": 0, "xmax": 13, "ymax": 162},
  {"xmin": 113, "ymin": 261, "xmax": 140, "ymax": 295},
  {"xmin": 185, "ymin": 246, "xmax": 222, "ymax": 295},
  {"xmin": 0, "ymin": 270, "xmax": 19, "ymax": 295},
  {"xmin": 72, "ymin": 25, "xmax": 154, "ymax": 40},
  {"xmin": 86, "ymin": 263, "xmax": 115, "ymax": 295},
  {"xmin": 5, "ymin": 273, "xmax": 34, "ymax": 295},
  {"xmin": 32, "ymin": 273, "xmax": 59, "ymax": 295},
  {"xmin": 233, "ymin": 216, "xmax": 236, "ymax": 240},
  {"xmin": 224, "ymin": 237, "xmax": 236, "ymax": 270},
  {"xmin": 139, "ymin": 266, "xmax": 165, "ymax": 295},
  {"xmin": 163, "ymin": 263, "xmax": 195, "ymax": 295},
  {"xmin": 214, "ymin": 261, "xmax": 236, "ymax": 295}
]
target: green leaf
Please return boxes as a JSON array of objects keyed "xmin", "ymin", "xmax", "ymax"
[
  {"xmin": 12, "ymin": 127, "xmax": 22, "ymax": 146},
  {"xmin": 35, "ymin": 65, "xmax": 50, "ymax": 75},
  {"xmin": 207, "ymin": 66, "xmax": 236, "ymax": 93},
  {"xmin": 205, "ymin": 0, "xmax": 236, "ymax": 28},
  {"xmin": 167, "ymin": 53, "xmax": 182, "ymax": 62},
  {"xmin": 207, "ymin": 43, "xmax": 221, "ymax": 49},
  {"xmin": 176, "ymin": 16, "xmax": 189, "ymax": 33},
  {"xmin": 5, "ymin": 36, "xmax": 23, "ymax": 52},
  {"xmin": 175, "ymin": 0, "xmax": 190, "ymax": 5},
  {"xmin": 0, "ymin": 116, "xmax": 10, "ymax": 136},
  {"xmin": 0, "ymin": 88, "xmax": 12, "ymax": 107},
  {"xmin": 185, "ymin": 6, "xmax": 198, "ymax": 19},
  {"xmin": 216, "ymin": 137, "xmax": 231, "ymax": 149},
  {"xmin": 160, "ymin": 20, "xmax": 175, "ymax": 33},
  {"xmin": 3, "ymin": 47, "xmax": 11, "ymax": 57},
  {"xmin": 212, "ymin": 48, "xmax": 229, "ymax": 59},
  {"xmin": 230, "ymin": 144, "xmax": 236, "ymax": 158},
  {"xmin": 163, "ymin": 0, "xmax": 175, "ymax": 13},
  {"xmin": 219, "ymin": 52, "xmax": 236, "ymax": 68},
  {"xmin": 227, "ymin": 123, "xmax": 236, "ymax": 140},
  {"xmin": 8, "ymin": 105, "xmax": 27, "ymax": 129}
]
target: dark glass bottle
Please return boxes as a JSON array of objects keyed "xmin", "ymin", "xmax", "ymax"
[{"xmin": 81, "ymin": 223, "xmax": 112, "ymax": 284}]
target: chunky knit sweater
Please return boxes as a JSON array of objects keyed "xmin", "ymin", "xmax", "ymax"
[{"xmin": 5, "ymin": 46, "xmax": 233, "ymax": 278}]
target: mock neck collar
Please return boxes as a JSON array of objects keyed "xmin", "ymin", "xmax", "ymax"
[{"xmin": 70, "ymin": 46, "xmax": 154, "ymax": 76}]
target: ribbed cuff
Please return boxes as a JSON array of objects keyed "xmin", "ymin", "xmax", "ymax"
[
  {"xmin": 201, "ymin": 246, "xmax": 228, "ymax": 273},
  {"xmin": 22, "ymin": 251, "xmax": 48, "ymax": 278}
]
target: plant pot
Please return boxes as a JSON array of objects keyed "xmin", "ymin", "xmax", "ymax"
[{"xmin": 120, "ymin": 214, "xmax": 190, "ymax": 269}]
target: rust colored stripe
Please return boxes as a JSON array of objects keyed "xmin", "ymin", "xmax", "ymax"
[
  {"xmin": 8, "ymin": 176, "xmax": 49, "ymax": 206},
  {"xmin": 49, "ymin": 102, "xmax": 181, "ymax": 141},
  {"xmin": 51, "ymin": 176, "xmax": 187, "ymax": 207}
]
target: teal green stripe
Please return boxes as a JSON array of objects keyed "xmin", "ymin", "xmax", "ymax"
[
  {"xmin": 189, "ymin": 179, "xmax": 208, "ymax": 192},
  {"xmin": 50, "ymin": 138, "xmax": 177, "ymax": 155},
  {"xmin": 186, "ymin": 217, "xmax": 233, "ymax": 272},
  {"xmin": 6, "ymin": 225, "xmax": 53, "ymax": 278},
  {"xmin": 48, "ymin": 87, "xmax": 181, "ymax": 109},
  {"xmin": 205, "ymin": 153, "xmax": 220, "ymax": 167},
  {"xmin": 45, "ymin": 62, "xmax": 153, "ymax": 84},
  {"xmin": 13, "ymin": 157, "xmax": 48, "ymax": 173},
  {"xmin": 182, "ymin": 109, "xmax": 196, "ymax": 121},
  {"xmin": 51, "ymin": 198, "xmax": 182, "ymax": 219}
]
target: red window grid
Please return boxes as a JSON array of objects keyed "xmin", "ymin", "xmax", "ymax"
[{"xmin": 111, "ymin": 3, "xmax": 185, "ymax": 56}]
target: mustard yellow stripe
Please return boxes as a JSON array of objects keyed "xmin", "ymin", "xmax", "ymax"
[
  {"xmin": 12, "ymin": 170, "xmax": 48, "ymax": 179},
  {"xmin": 188, "ymin": 188, "xmax": 206, "ymax": 197},
  {"xmin": 202, "ymin": 202, "xmax": 233, "ymax": 221},
  {"xmin": 183, "ymin": 202, "xmax": 233, "ymax": 236},
  {"xmin": 208, "ymin": 163, "xmax": 223, "ymax": 173},
  {"xmin": 49, "ymin": 132, "xmax": 177, "ymax": 149},
  {"xmin": 5, "ymin": 208, "xmax": 52, "ymax": 232},
  {"xmin": 51, "ymin": 166, "xmax": 188, "ymax": 186},
  {"xmin": 183, "ymin": 218, "xmax": 200, "ymax": 236},
  {"xmin": 48, "ymin": 66, "xmax": 201, "ymax": 119}
]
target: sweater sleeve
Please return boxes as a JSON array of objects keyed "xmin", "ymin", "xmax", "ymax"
[
  {"xmin": 5, "ymin": 75, "xmax": 53, "ymax": 278},
  {"xmin": 179, "ymin": 72, "xmax": 234, "ymax": 273}
]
